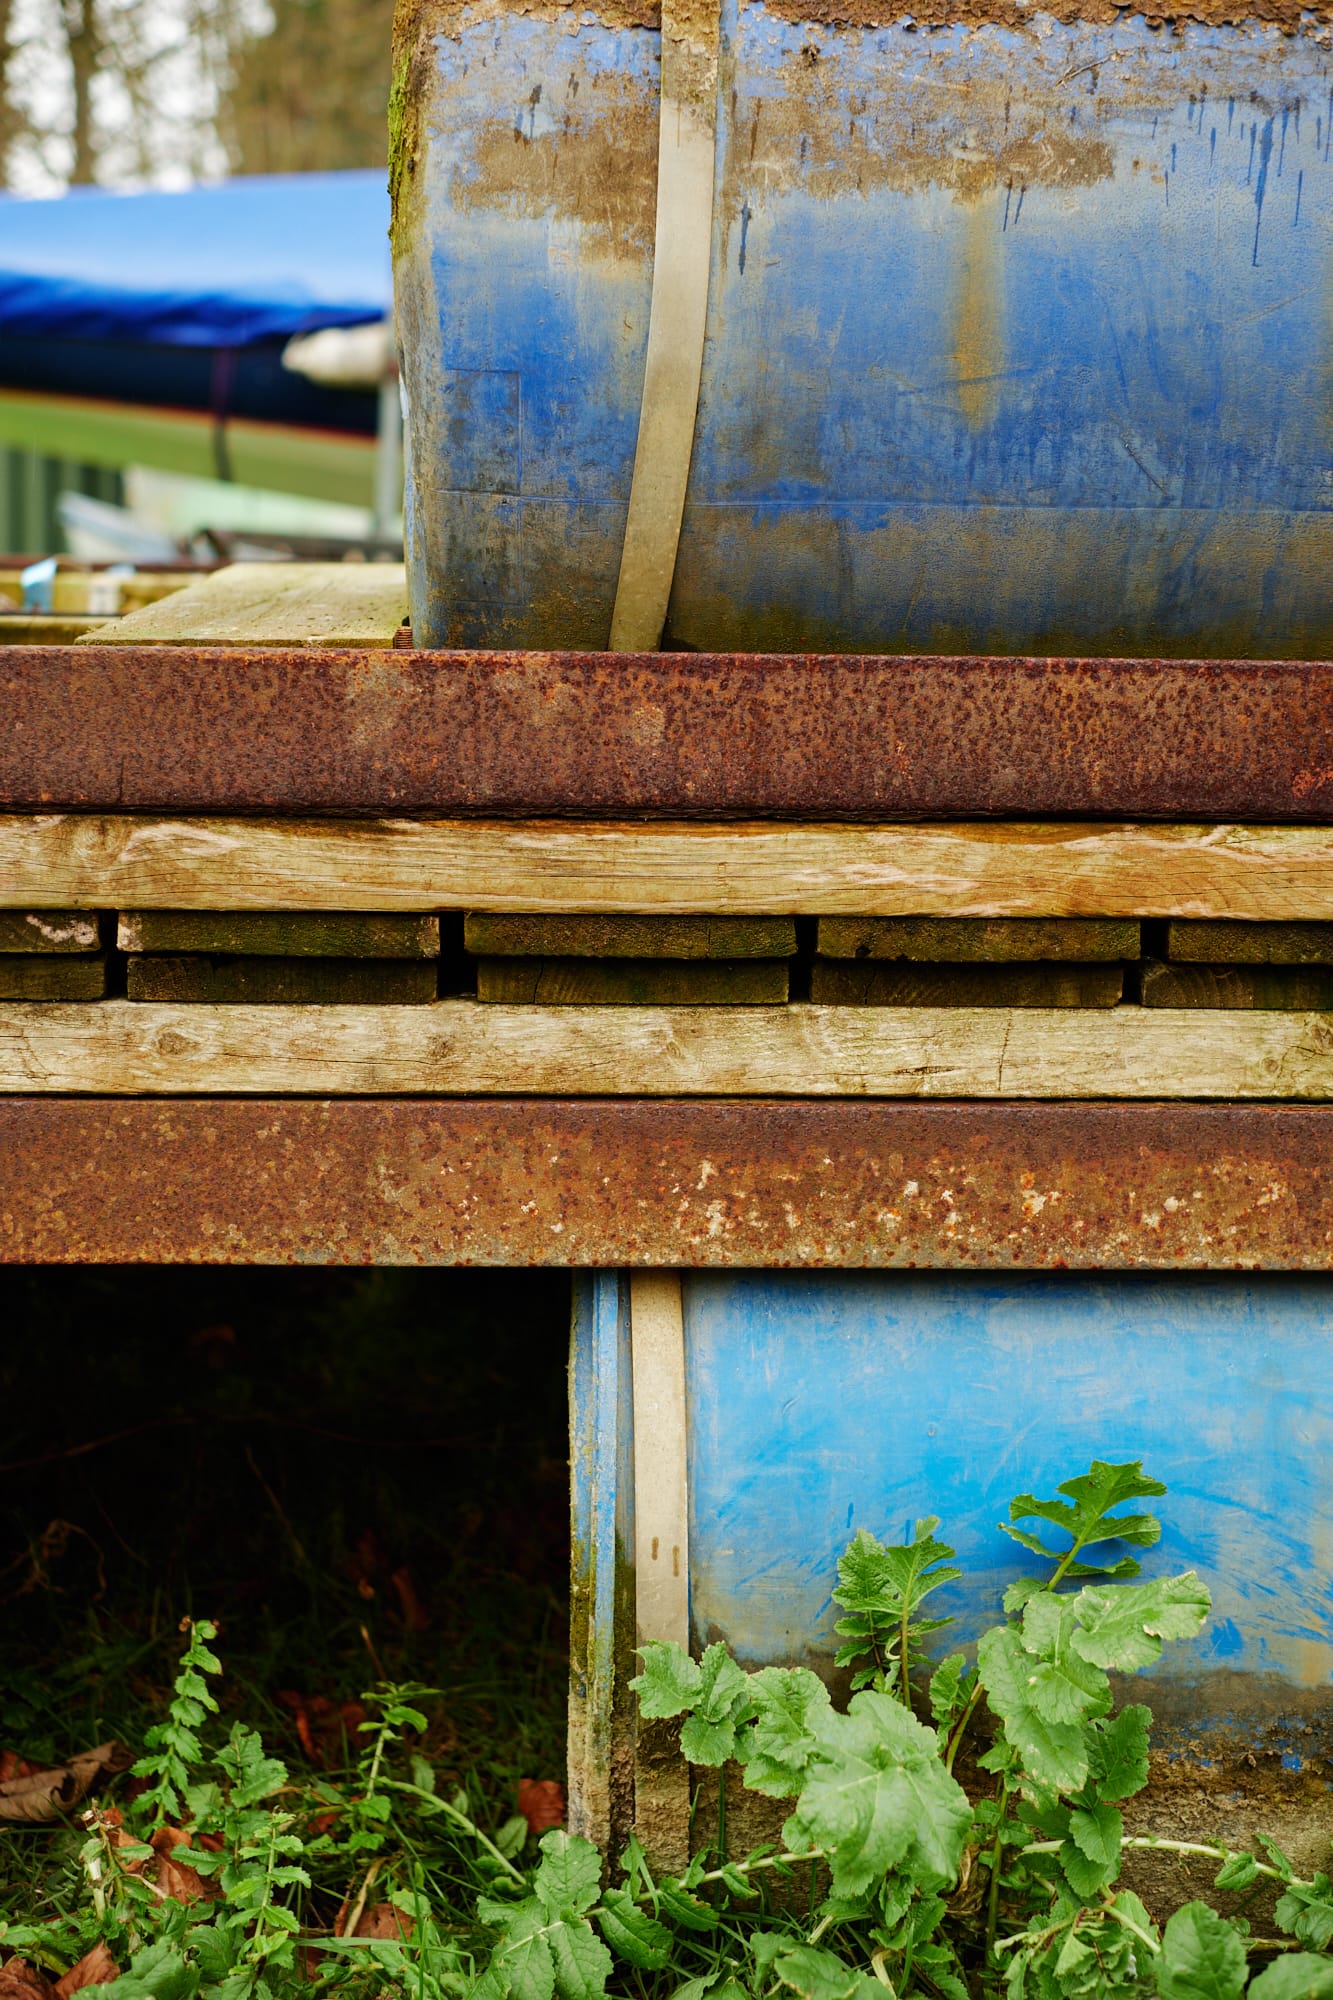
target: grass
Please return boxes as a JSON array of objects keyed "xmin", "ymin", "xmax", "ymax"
[{"xmin": 0, "ymin": 1266, "xmax": 573, "ymax": 1933}]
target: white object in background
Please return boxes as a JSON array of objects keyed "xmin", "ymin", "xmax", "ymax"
[
  {"xmin": 57, "ymin": 492, "xmax": 177, "ymax": 565},
  {"xmin": 281, "ymin": 320, "xmax": 395, "ymax": 390}
]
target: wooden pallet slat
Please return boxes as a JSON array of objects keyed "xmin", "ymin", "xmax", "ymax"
[
  {"xmin": 1, "ymin": 999, "xmax": 1331, "ymax": 1097},
  {"xmin": 8, "ymin": 818, "xmax": 1333, "ymax": 917}
]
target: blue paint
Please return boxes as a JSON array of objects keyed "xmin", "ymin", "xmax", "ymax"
[
  {"xmin": 681, "ymin": 1272, "xmax": 1333, "ymax": 1689},
  {"xmin": 399, "ymin": 3, "xmax": 1333, "ymax": 653},
  {"xmin": 569, "ymin": 1271, "xmax": 633, "ymax": 1822}
]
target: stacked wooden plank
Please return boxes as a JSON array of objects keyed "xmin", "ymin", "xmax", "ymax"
[
  {"xmin": 0, "ymin": 909, "xmax": 106, "ymax": 998},
  {"xmin": 119, "ymin": 912, "xmax": 441, "ymax": 1003},
  {"xmin": 466, "ymin": 914, "xmax": 794, "ymax": 1003}
]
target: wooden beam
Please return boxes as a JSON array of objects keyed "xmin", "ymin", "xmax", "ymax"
[
  {"xmin": 86, "ymin": 563, "xmax": 407, "ymax": 649},
  {"xmin": 7, "ymin": 818, "xmax": 1333, "ymax": 917},
  {"xmin": 1, "ymin": 999, "xmax": 1331, "ymax": 1097}
]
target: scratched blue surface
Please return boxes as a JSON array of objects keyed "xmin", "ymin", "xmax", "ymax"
[
  {"xmin": 682, "ymin": 1271, "xmax": 1333, "ymax": 1688},
  {"xmin": 398, "ymin": 2, "xmax": 1333, "ymax": 652}
]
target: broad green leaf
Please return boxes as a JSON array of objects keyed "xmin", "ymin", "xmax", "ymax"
[
  {"xmin": 491, "ymin": 1900, "xmax": 557, "ymax": 2000},
  {"xmin": 678, "ymin": 1644, "xmax": 753, "ymax": 1762},
  {"xmin": 928, "ymin": 1654, "xmax": 971, "ymax": 1730},
  {"xmin": 631, "ymin": 1642, "xmax": 701, "ymax": 1719},
  {"xmin": 1070, "ymin": 1575, "xmax": 1211, "ymax": 1672},
  {"xmin": 738, "ymin": 1667, "xmax": 831, "ymax": 1797},
  {"xmin": 547, "ymin": 1918, "xmax": 612, "ymax": 2000},
  {"xmin": 102, "ymin": 1943, "xmax": 200, "ymax": 2000},
  {"xmin": 681, "ymin": 1713, "xmax": 743, "ymax": 1765},
  {"xmin": 770, "ymin": 1945, "xmax": 861, "ymax": 2000},
  {"xmin": 783, "ymin": 1690, "xmax": 971, "ymax": 1898},
  {"xmin": 1213, "ymin": 1854, "xmax": 1260, "ymax": 1893},
  {"xmin": 1006, "ymin": 1463, "xmax": 1165, "ymax": 1559},
  {"xmin": 976, "ymin": 1625, "xmax": 1088, "ymax": 1793},
  {"xmin": 534, "ymin": 1832, "xmax": 602, "ymax": 1918},
  {"xmin": 1261, "ymin": 1837, "xmax": 1297, "ymax": 1883},
  {"xmin": 496, "ymin": 1815, "xmax": 531, "ymax": 1860},
  {"xmin": 1249, "ymin": 1957, "xmax": 1333, "ymax": 2000},
  {"xmin": 1060, "ymin": 1804, "xmax": 1122, "ymax": 1897},
  {"xmin": 657, "ymin": 1881, "xmax": 719, "ymax": 1932},
  {"xmin": 1086, "ymin": 1705, "xmax": 1151, "ymax": 1803},
  {"xmin": 834, "ymin": 1521, "xmax": 961, "ymax": 1616},
  {"xmin": 1276, "ymin": 1876, "xmax": 1333, "ymax": 1950},
  {"xmin": 1156, "ymin": 1902, "xmax": 1247, "ymax": 2000}
]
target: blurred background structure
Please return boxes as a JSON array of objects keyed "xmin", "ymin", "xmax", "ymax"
[{"xmin": 0, "ymin": 0, "xmax": 397, "ymax": 561}]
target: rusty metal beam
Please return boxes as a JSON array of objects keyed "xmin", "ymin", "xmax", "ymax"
[
  {"xmin": 1, "ymin": 1099, "xmax": 1330, "ymax": 1266},
  {"xmin": 5, "ymin": 648, "xmax": 1333, "ymax": 819}
]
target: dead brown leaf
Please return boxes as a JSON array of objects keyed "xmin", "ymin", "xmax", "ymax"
[
  {"xmin": 0, "ymin": 1752, "xmax": 39, "ymax": 1785},
  {"xmin": 151, "ymin": 1825, "xmax": 218, "ymax": 1905},
  {"xmin": 518, "ymin": 1778, "xmax": 565, "ymax": 1834},
  {"xmin": 0, "ymin": 1961, "xmax": 54, "ymax": 2000},
  {"xmin": 53, "ymin": 1943, "xmax": 120, "ymax": 1998},
  {"xmin": 389, "ymin": 1567, "xmax": 429, "ymax": 1633},
  {"xmin": 0, "ymin": 1744, "xmax": 128, "ymax": 1825},
  {"xmin": 349, "ymin": 1904, "xmax": 414, "ymax": 1942}
]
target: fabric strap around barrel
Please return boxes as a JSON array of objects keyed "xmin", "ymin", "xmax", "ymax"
[{"xmin": 607, "ymin": 0, "xmax": 721, "ymax": 652}]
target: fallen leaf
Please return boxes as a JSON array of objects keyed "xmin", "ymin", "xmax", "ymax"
[
  {"xmin": 0, "ymin": 1753, "xmax": 39, "ymax": 1784},
  {"xmin": 0, "ymin": 1744, "xmax": 128, "ymax": 1824},
  {"xmin": 518, "ymin": 1778, "xmax": 565, "ymax": 1834},
  {"xmin": 351, "ymin": 1905, "xmax": 414, "ymax": 1942},
  {"xmin": 389, "ymin": 1567, "xmax": 429, "ymax": 1633},
  {"xmin": 53, "ymin": 1943, "xmax": 119, "ymax": 1998},
  {"xmin": 0, "ymin": 1962, "xmax": 54, "ymax": 2000},
  {"xmin": 151, "ymin": 1825, "xmax": 218, "ymax": 1905},
  {"xmin": 276, "ymin": 1692, "xmax": 366, "ymax": 1767}
]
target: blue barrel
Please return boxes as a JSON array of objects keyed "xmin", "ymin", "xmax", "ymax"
[
  {"xmin": 570, "ymin": 1269, "xmax": 1333, "ymax": 1857},
  {"xmin": 393, "ymin": 1, "xmax": 1333, "ymax": 655}
]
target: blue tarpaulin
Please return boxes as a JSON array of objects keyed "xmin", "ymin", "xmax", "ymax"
[{"xmin": 0, "ymin": 171, "xmax": 390, "ymax": 347}]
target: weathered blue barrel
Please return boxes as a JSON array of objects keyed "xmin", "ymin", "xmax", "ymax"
[
  {"xmin": 392, "ymin": 0, "xmax": 1333, "ymax": 655},
  {"xmin": 570, "ymin": 1269, "xmax": 1333, "ymax": 1857}
]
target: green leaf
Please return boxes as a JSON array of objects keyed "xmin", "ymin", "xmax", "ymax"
[
  {"xmin": 547, "ymin": 1918, "xmax": 612, "ymax": 2000},
  {"xmin": 1060, "ymin": 1804, "xmax": 1122, "ymax": 1897},
  {"xmin": 657, "ymin": 1882, "xmax": 719, "ymax": 1932},
  {"xmin": 1248, "ymin": 1958, "xmax": 1333, "ymax": 2000},
  {"xmin": 1086, "ymin": 1705, "xmax": 1151, "ymax": 1803},
  {"xmin": 770, "ymin": 1945, "xmax": 861, "ymax": 2000},
  {"xmin": 102, "ymin": 1944, "xmax": 200, "ymax": 2000},
  {"xmin": 976, "ymin": 1625, "xmax": 1088, "ymax": 1793},
  {"xmin": 1276, "ymin": 1876, "xmax": 1333, "ymax": 1950},
  {"xmin": 783, "ymin": 1689, "xmax": 971, "ymax": 1898},
  {"xmin": 1004, "ymin": 1463, "xmax": 1166, "ymax": 1577},
  {"xmin": 595, "ymin": 1890, "xmax": 671, "ymax": 1970},
  {"xmin": 1213, "ymin": 1854, "xmax": 1260, "ymax": 1893},
  {"xmin": 496, "ymin": 1815, "xmax": 530, "ymax": 1860},
  {"xmin": 834, "ymin": 1521, "xmax": 961, "ymax": 1618},
  {"xmin": 1156, "ymin": 1903, "xmax": 1247, "ymax": 2000},
  {"xmin": 738, "ymin": 1667, "xmax": 831, "ymax": 1798},
  {"xmin": 631, "ymin": 1642, "xmax": 702, "ymax": 1718},
  {"xmin": 489, "ymin": 1899, "xmax": 556, "ymax": 2000},
  {"xmin": 1070, "ymin": 1575, "xmax": 1212, "ymax": 1672},
  {"xmin": 677, "ymin": 1643, "xmax": 754, "ymax": 1763},
  {"xmin": 534, "ymin": 1832, "xmax": 602, "ymax": 1918},
  {"xmin": 928, "ymin": 1654, "xmax": 971, "ymax": 1730}
]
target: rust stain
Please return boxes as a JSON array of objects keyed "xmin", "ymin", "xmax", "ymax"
[
  {"xmin": 3, "ymin": 1100, "xmax": 1333, "ymax": 1266},
  {"xmin": 754, "ymin": 0, "xmax": 1331, "ymax": 32},
  {"xmin": 953, "ymin": 194, "xmax": 1005, "ymax": 429},
  {"xmin": 7, "ymin": 647, "xmax": 1333, "ymax": 820},
  {"xmin": 455, "ymin": 66, "xmax": 658, "ymax": 262}
]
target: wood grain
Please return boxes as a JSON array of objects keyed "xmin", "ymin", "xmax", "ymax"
[
  {"xmin": 0, "ymin": 956, "xmax": 107, "ymax": 1000},
  {"xmin": 118, "ymin": 911, "xmax": 440, "ymax": 957},
  {"xmin": 1141, "ymin": 961, "xmax": 1333, "ymax": 1011},
  {"xmin": 126, "ymin": 957, "xmax": 438, "ymax": 1005},
  {"xmin": 810, "ymin": 961, "xmax": 1123, "ymax": 1007},
  {"xmin": 464, "ymin": 914, "xmax": 796, "ymax": 958},
  {"xmin": 3, "ymin": 1000, "xmax": 1332, "ymax": 1097},
  {"xmin": 8, "ymin": 819, "xmax": 1333, "ymax": 918},
  {"xmin": 80, "ymin": 562, "xmax": 408, "ymax": 649},
  {"xmin": 1167, "ymin": 920, "xmax": 1333, "ymax": 965},
  {"xmin": 0, "ymin": 912, "xmax": 99, "ymax": 953},
  {"xmin": 477, "ymin": 959, "xmax": 789, "ymax": 1004},
  {"xmin": 817, "ymin": 917, "xmax": 1140, "ymax": 961}
]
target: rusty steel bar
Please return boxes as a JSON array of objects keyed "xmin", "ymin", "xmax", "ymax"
[
  {"xmin": 5, "ymin": 648, "xmax": 1333, "ymax": 820},
  {"xmin": 1, "ymin": 1099, "xmax": 1330, "ymax": 1266}
]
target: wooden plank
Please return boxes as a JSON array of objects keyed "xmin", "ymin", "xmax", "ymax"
[
  {"xmin": 810, "ymin": 961, "xmax": 1123, "ymax": 1007},
  {"xmin": 9, "ymin": 818, "xmax": 1333, "ymax": 918},
  {"xmin": 0, "ymin": 911, "xmax": 99, "ymax": 953},
  {"xmin": 125, "ymin": 957, "xmax": 438, "ymax": 1004},
  {"xmin": 477, "ymin": 958, "xmax": 789, "ymax": 1004},
  {"xmin": 82, "ymin": 563, "xmax": 407, "ymax": 649},
  {"xmin": 817, "ymin": 917, "xmax": 1140, "ymax": 961},
  {"xmin": 1141, "ymin": 962, "xmax": 1333, "ymax": 1010},
  {"xmin": 118, "ymin": 912, "xmax": 440, "ymax": 957},
  {"xmin": 0, "ymin": 956, "xmax": 107, "ymax": 1000},
  {"xmin": 464, "ymin": 914, "xmax": 795, "ymax": 958},
  {"xmin": 3, "ymin": 999, "xmax": 1333, "ymax": 1096},
  {"xmin": 0, "ymin": 614, "xmax": 110, "ymax": 643},
  {"xmin": 1167, "ymin": 920, "xmax": 1333, "ymax": 965}
]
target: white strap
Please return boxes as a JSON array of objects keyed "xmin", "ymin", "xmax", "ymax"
[{"xmin": 608, "ymin": 0, "xmax": 720, "ymax": 652}]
